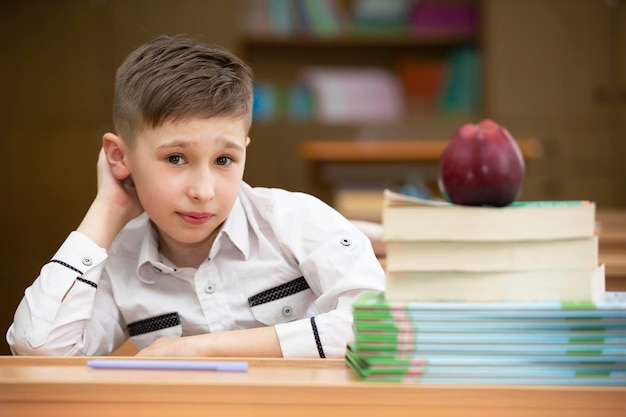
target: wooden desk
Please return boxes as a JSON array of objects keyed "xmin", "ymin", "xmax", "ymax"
[
  {"xmin": 1, "ymin": 356, "xmax": 625, "ymax": 417},
  {"xmin": 597, "ymin": 209, "xmax": 626, "ymax": 291},
  {"xmin": 600, "ymin": 249, "xmax": 626, "ymax": 291}
]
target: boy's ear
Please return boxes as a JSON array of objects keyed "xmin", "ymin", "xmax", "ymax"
[
  {"xmin": 102, "ymin": 132, "xmax": 131, "ymax": 180},
  {"xmin": 245, "ymin": 136, "xmax": 251, "ymax": 147}
]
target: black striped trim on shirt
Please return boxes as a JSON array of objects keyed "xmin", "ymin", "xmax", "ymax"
[
  {"xmin": 76, "ymin": 276, "xmax": 97, "ymax": 289},
  {"xmin": 248, "ymin": 277, "xmax": 310, "ymax": 307},
  {"xmin": 48, "ymin": 259, "xmax": 83, "ymax": 275},
  {"xmin": 127, "ymin": 312, "xmax": 181, "ymax": 337},
  {"xmin": 49, "ymin": 260, "xmax": 96, "ymax": 289},
  {"xmin": 310, "ymin": 317, "xmax": 325, "ymax": 358}
]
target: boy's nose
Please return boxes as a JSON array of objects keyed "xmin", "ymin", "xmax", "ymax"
[{"xmin": 187, "ymin": 168, "xmax": 215, "ymax": 201}]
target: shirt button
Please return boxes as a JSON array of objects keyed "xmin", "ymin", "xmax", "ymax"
[
  {"xmin": 204, "ymin": 282, "xmax": 217, "ymax": 294},
  {"xmin": 281, "ymin": 305, "xmax": 293, "ymax": 318},
  {"xmin": 82, "ymin": 257, "xmax": 93, "ymax": 266},
  {"xmin": 339, "ymin": 236, "xmax": 351, "ymax": 246}
]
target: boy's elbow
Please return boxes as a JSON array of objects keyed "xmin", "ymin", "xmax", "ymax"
[
  {"xmin": 6, "ymin": 324, "xmax": 32, "ymax": 356},
  {"xmin": 6, "ymin": 324, "xmax": 77, "ymax": 356},
  {"xmin": 8, "ymin": 340, "xmax": 81, "ymax": 356}
]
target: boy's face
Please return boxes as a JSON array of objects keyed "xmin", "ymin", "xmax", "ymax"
[{"xmin": 124, "ymin": 116, "xmax": 249, "ymax": 259}]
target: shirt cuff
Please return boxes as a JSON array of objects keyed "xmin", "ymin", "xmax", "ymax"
[
  {"xmin": 275, "ymin": 318, "xmax": 320, "ymax": 358},
  {"xmin": 21, "ymin": 232, "xmax": 108, "ymax": 350},
  {"xmin": 51, "ymin": 231, "xmax": 108, "ymax": 281},
  {"xmin": 274, "ymin": 311, "xmax": 353, "ymax": 359}
]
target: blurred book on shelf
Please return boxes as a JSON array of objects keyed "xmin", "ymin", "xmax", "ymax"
[
  {"xmin": 350, "ymin": 0, "xmax": 414, "ymax": 34},
  {"xmin": 267, "ymin": 0, "xmax": 297, "ymax": 36},
  {"xmin": 297, "ymin": 0, "xmax": 344, "ymax": 37},
  {"xmin": 241, "ymin": 0, "xmax": 345, "ymax": 38},
  {"xmin": 301, "ymin": 67, "xmax": 405, "ymax": 124},
  {"xmin": 252, "ymin": 82, "xmax": 315, "ymax": 123},
  {"xmin": 252, "ymin": 82, "xmax": 279, "ymax": 122},
  {"xmin": 396, "ymin": 57, "xmax": 447, "ymax": 109},
  {"xmin": 438, "ymin": 47, "xmax": 480, "ymax": 113},
  {"xmin": 409, "ymin": 0, "xmax": 479, "ymax": 35}
]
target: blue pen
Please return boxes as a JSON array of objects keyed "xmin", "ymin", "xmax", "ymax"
[{"xmin": 87, "ymin": 359, "xmax": 248, "ymax": 372}]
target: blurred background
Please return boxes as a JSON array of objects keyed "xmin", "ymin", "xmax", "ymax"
[{"xmin": 1, "ymin": 0, "xmax": 625, "ymax": 354}]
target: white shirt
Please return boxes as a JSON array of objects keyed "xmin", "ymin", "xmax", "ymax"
[{"xmin": 7, "ymin": 182, "xmax": 385, "ymax": 358}]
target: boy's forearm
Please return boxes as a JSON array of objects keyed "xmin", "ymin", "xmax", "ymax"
[
  {"xmin": 136, "ymin": 326, "xmax": 284, "ymax": 358},
  {"xmin": 204, "ymin": 326, "xmax": 283, "ymax": 357},
  {"xmin": 77, "ymin": 197, "xmax": 136, "ymax": 249}
]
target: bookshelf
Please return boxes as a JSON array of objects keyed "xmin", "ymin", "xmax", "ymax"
[{"xmin": 237, "ymin": 0, "xmax": 484, "ymax": 200}]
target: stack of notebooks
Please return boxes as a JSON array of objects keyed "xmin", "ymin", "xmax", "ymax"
[
  {"xmin": 346, "ymin": 190, "xmax": 626, "ymax": 385},
  {"xmin": 347, "ymin": 291, "xmax": 626, "ymax": 384}
]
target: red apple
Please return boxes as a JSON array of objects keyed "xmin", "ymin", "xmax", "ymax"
[{"xmin": 438, "ymin": 119, "xmax": 525, "ymax": 207}]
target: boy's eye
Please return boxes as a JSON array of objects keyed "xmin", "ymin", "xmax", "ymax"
[
  {"xmin": 166, "ymin": 155, "xmax": 186, "ymax": 165},
  {"xmin": 216, "ymin": 156, "xmax": 233, "ymax": 166}
]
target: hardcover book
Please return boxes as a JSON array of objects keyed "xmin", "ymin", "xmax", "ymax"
[
  {"xmin": 384, "ymin": 264, "xmax": 606, "ymax": 302},
  {"xmin": 385, "ymin": 235, "xmax": 599, "ymax": 272},
  {"xmin": 382, "ymin": 190, "xmax": 596, "ymax": 242}
]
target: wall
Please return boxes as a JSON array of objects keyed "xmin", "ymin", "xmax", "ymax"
[{"xmin": 483, "ymin": 0, "xmax": 626, "ymax": 206}]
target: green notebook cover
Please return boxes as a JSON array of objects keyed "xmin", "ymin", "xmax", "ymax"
[
  {"xmin": 354, "ymin": 329, "xmax": 626, "ymax": 345},
  {"xmin": 346, "ymin": 348, "xmax": 626, "ymax": 377},
  {"xmin": 346, "ymin": 345, "xmax": 626, "ymax": 385},
  {"xmin": 354, "ymin": 317, "xmax": 626, "ymax": 332},
  {"xmin": 353, "ymin": 291, "xmax": 626, "ymax": 313}
]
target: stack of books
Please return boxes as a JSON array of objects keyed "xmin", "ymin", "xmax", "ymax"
[
  {"xmin": 382, "ymin": 190, "xmax": 603, "ymax": 302},
  {"xmin": 346, "ymin": 190, "xmax": 626, "ymax": 384},
  {"xmin": 347, "ymin": 291, "xmax": 626, "ymax": 384}
]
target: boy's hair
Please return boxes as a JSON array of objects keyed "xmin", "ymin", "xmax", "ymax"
[{"xmin": 113, "ymin": 35, "xmax": 254, "ymax": 146}]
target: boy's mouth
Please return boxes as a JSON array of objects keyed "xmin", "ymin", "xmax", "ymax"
[{"xmin": 177, "ymin": 212, "xmax": 212, "ymax": 225}]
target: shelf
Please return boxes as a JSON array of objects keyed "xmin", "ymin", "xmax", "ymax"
[{"xmin": 299, "ymin": 139, "xmax": 543, "ymax": 163}]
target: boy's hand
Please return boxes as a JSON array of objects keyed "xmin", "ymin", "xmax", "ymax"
[
  {"xmin": 76, "ymin": 148, "xmax": 143, "ymax": 249},
  {"xmin": 94, "ymin": 147, "xmax": 143, "ymax": 222}
]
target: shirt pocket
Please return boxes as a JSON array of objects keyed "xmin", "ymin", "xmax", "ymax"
[
  {"xmin": 126, "ymin": 312, "xmax": 183, "ymax": 349},
  {"xmin": 248, "ymin": 277, "xmax": 315, "ymax": 326}
]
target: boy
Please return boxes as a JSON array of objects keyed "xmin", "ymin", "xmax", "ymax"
[{"xmin": 6, "ymin": 35, "xmax": 385, "ymax": 358}]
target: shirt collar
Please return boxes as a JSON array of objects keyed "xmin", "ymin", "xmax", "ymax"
[
  {"xmin": 135, "ymin": 194, "xmax": 251, "ymax": 282},
  {"xmin": 217, "ymin": 195, "xmax": 250, "ymax": 260},
  {"xmin": 136, "ymin": 221, "xmax": 177, "ymax": 283}
]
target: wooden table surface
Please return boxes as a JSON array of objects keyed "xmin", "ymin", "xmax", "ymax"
[{"xmin": 1, "ymin": 356, "xmax": 625, "ymax": 417}]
